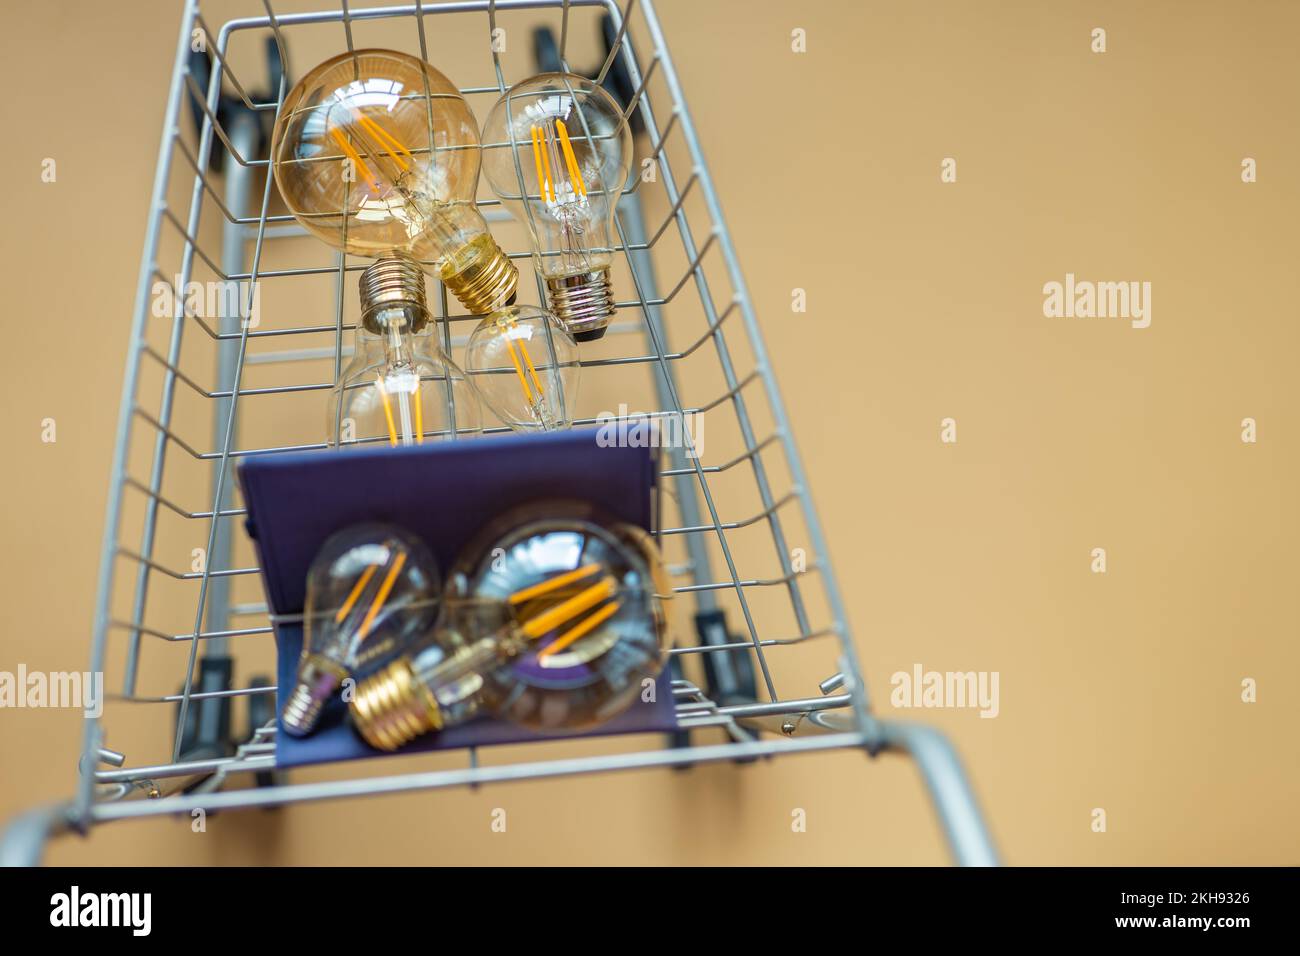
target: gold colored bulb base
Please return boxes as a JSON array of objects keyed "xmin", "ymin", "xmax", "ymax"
[
  {"xmin": 441, "ymin": 235, "xmax": 519, "ymax": 315},
  {"xmin": 545, "ymin": 266, "xmax": 615, "ymax": 341},
  {"xmin": 350, "ymin": 658, "xmax": 443, "ymax": 751}
]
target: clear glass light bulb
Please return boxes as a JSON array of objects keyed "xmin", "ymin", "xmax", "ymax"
[
  {"xmin": 271, "ymin": 48, "xmax": 518, "ymax": 313},
  {"xmin": 465, "ymin": 304, "xmax": 580, "ymax": 432},
  {"xmin": 350, "ymin": 502, "xmax": 670, "ymax": 750},
  {"xmin": 481, "ymin": 73, "xmax": 633, "ymax": 341},
  {"xmin": 329, "ymin": 255, "xmax": 483, "ymax": 447},
  {"xmin": 282, "ymin": 523, "xmax": 441, "ymax": 736}
]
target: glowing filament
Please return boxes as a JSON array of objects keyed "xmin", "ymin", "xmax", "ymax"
[
  {"xmin": 521, "ymin": 575, "xmax": 617, "ymax": 641},
  {"xmin": 530, "ymin": 119, "xmax": 588, "ymax": 206},
  {"xmin": 509, "ymin": 563, "xmax": 602, "ymax": 605},
  {"xmin": 537, "ymin": 599, "xmax": 620, "ymax": 660},
  {"xmin": 356, "ymin": 550, "xmax": 408, "ymax": 641},
  {"xmin": 330, "ymin": 108, "xmax": 423, "ymax": 195},
  {"xmin": 334, "ymin": 565, "xmax": 379, "ymax": 623}
]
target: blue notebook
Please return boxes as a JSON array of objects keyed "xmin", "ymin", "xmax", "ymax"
[{"xmin": 237, "ymin": 428, "xmax": 677, "ymax": 769}]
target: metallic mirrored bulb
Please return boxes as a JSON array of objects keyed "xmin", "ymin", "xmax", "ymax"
[
  {"xmin": 283, "ymin": 524, "xmax": 441, "ymax": 736},
  {"xmin": 271, "ymin": 48, "xmax": 517, "ymax": 313},
  {"xmin": 465, "ymin": 304, "xmax": 580, "ymax": 432},
  {"xmin": 329, "ymin": 255, "xmax": 483, "ymax": 447},
  {"xmin": 350, "ymin": 502, "xmax": 670, "ymax": 750},
  {"xmin": 480, "ymin": 73, "xmax": 633, "ymax": 341}
]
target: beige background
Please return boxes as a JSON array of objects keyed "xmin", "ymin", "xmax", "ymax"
[{"xmin": 0, "ymin": 0, "xmax": 1296, "ymax": 865}]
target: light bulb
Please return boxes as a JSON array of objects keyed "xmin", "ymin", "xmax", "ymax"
[
  {"xmin": 271, "ymin": 48, "xmax": 518, "ymax": 313},
  {"xmin": 481, "ymin": 73, "xmax": 633, "ymax": 341},
  {"xmin": 465, "ymin": 304, "xmax": 580, "ymax": 431},
  {"xmin": 282, "ymin": 523, "xmax": 441, "ymax": 736},
  {"xmin": 329, "ymin": 255, "xmax": 483, "ymax": 447},
  {"xmin": 350, "ymin": 502, "xmax": 670, "ymax": 750}
]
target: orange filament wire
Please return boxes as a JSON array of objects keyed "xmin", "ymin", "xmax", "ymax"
[
  {"xmin": 376, "ymin": 375, "xmax": 399, "ymax": 446},
  {"xmin": 503, "ymin": 334, "xmax": 534, "ymax": 404},
  {"xmin": 537, "ymin": 599, "xmax": 620, "ymax": 660},
  {"xmin": 530, "ymin": 125, "xmax": 552, "ymax": 203},
  {"xmin": 412, "ymin": 376, "xmax": 424, "ymax": 444},
  {"xmin": 329, "ymin": 127, "xmax": 378, "ymax": 191},
  {"xmin": 522, "ymin": 576, "xmax": 616, "ymax": 640},
  {"xmin": 514, "ymin": 325, "xmax": 547, "ymax": 399},
  {"xmin": 355, "ymin": 112, "xmax": 413, "ymax": 172},
  {"xmin": 356, "ymin": 550, "xmax": 408, "ymax": 642},
  {"xmin": 538, "ymin": 124, "xmax": 556, "ymax": 203},
  {"xmin": 499, "ymin": 315, "xmax": 546, "ymax": 405},
  {"xmin": 554, "ymin": 119, "xmax": 587, "ymax": 198},
  {"xmin": 509, "ymin": 563, "xmax": 602, "ymax": 606},
  {"xmin": 334, "ymin": 564, "xmax": 379, "ymax": 624}
]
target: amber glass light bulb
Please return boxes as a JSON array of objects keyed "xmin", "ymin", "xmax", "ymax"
[
  {"xmin": 350, "ymin": 502, "xmax": 671, "ymax": 750},
  {"xmin": 271, "ymin": 49, "xmax": 517, "ymax": 313}
]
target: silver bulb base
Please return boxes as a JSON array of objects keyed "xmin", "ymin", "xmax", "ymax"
[
  {"xmin": 545, "ymin": 267, "xmax": 615, "ymax": 341},
  {"xmin": 281, "ymin": 655, "xmax": 347, "ymax": 737},
  {"xmin": 359, "ymin": 255, "xmax": 430, "ymax": 335}
]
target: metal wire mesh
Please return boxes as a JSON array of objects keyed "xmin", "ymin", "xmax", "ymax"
[{"xmin": 74, "ymin": 0, "xmax": 872, "ymax": 826}]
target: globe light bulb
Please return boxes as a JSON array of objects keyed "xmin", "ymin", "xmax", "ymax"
[
  {"xmin": 329, "ymin": 255, "xmax": 483, "ymax": 447},
  {"xmin": 282, "ymin": 523, "xmax": 441, "ymax": 736},
  {"xmin": 271, "ymin": 48, "xmax": 518, "ymax": 314},
  {"xmin": 465, "ymin": 304, "xmax": 580, "ymax": 431},
  {"xmin": 480, "ymin": 73, "xmax": 633, "ymax": 341},
  {"xmin": 350, "ymin": 502, "xmax": 670, "ymax": 750}
]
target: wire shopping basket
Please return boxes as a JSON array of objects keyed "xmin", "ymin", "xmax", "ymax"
[{"xmin": 1, "ymin": 0, "xmax": 997, "ymax": 866}]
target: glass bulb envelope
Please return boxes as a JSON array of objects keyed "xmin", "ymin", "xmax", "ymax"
[
  {"xmin": 480, "ymin": 73, "xmax": 632, "ymax": 339},
  {"xmin": 349, "ymin": 502, "xmax": 672, "ymax": 750},
  {"xmin": 272, "ymin": 49, "xmax": 517, "ymax": 313}
]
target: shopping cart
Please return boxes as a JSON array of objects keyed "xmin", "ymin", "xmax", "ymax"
[{"xmin": 1, "ymin": 0, "xmax": 998, "ymax": 866}]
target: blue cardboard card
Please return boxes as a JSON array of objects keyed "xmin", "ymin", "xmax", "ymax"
[{"xmin": 236, "ymin": 428, "xmax": 677, "ymax": 768}]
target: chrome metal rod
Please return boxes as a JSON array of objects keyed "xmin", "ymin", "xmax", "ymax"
[
  {"xmin": 90, "ymin": 734, "xmax": 869, "ymax": 820},
  {"xmin": 865, "ymin": 717, "xmax": 1000, "ymax": 867},
  {"xmin": 0, "ymin": 805, "xmax": 74, "ymax": 868},
  {"xmin": 618, "ymin": 189, "xmax": 718, "ymax": 613},
  {"xmin": 205, "ymin": 109, "xmax": 261, "ymax": 658}
]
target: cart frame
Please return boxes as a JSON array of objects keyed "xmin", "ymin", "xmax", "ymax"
[{"xmin": 2, "ymin": 0, "xmax": 997, "ymax": 867}]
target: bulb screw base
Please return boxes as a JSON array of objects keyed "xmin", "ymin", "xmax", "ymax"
[
  {"xmin": 545, "ymin": 267, "xmax": 615, "ymax": 341},
  {"xmin": 359, "ymin": 255, "xmax": 430, "ymax": 335},
  {"xmin": 281, "ymin": 655, "xmax": 348, "ymax": 737},
  {"xmin": 442, "ymin": 235, "xmax": 519, "ymax": 315},
  {"xmin": 350, "ymin": 658, "xmax": 443, "ymax": 751}
]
